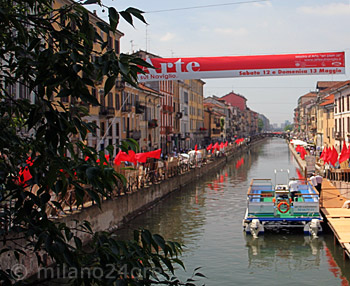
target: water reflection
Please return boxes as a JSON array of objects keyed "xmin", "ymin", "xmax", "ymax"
[
  {"xmin": 113, "ymin": 138, "xmax": 350, "ymax": 286},
  {"xmin": 245, "ymin": 234, "xmax": 322, "ymax": 269}
]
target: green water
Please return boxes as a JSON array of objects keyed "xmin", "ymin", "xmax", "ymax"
[{"xmin": 114, "ymin": 138, "xmax": 350, "ymax": 286}]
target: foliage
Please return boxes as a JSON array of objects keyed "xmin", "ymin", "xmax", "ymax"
[
  {"xmin": 0, "ymin": 0, "xmax": 204, "ymax": 284},
  {"xmin": 284, "ymin": 124, "xmax": 293, "ymax": 132},
  {"xmin": 220, "ymin": 117, "xmax": 225, "ymax": 132}
]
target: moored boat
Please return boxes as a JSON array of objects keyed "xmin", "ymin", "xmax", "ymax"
[{"xmin": 243, "ymin": 170, "xmax": 323, "ymax": 238}]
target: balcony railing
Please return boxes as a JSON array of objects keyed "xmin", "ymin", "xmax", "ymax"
[
  {"xmin": 165, "ymin": 126, "xmax": 173, "ymax": 134},
  {"xmin": 121, "ymin": 103, "xmax": 132, "ymax": 112},
  {"xmin": 130, "ymin": 130, "xmax": 141, "ymax": 140},
  {"xmin": 135, "ymin": 101, "xmax": 145, "ymax": 114},
  {"xmin": 212, "ymin": 128, "xmax": 221, "ymax": 135},
  {"xmin": 115, "ymin": 80, "xmax": 125, "ymax": 90},
  {"xmin": 148, "ymin": 119, "xmax": 158, "ymax": 128},
  {"xmin": 99, "ymin": 106, "xmax": 115, "ymax": 117},
  {"xmin": 162, "ymin": 105, "xmax": 174, "ymax": 113}
]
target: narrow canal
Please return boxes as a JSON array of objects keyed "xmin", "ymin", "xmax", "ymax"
[{"xmin": 115, "ymin": 138, "xmax": 350, "ymax": 286}]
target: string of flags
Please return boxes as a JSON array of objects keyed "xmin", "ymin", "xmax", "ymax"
[
  {"xmin": 294, "ymin": 140, "xmax": 350, "ymax": 167},
  {"xmin": 16, "ymin": 138, "xmax": 244, "ymax": 186}
]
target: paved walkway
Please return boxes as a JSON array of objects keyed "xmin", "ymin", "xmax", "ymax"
[{"xmin": 321, "ymin": 179, "xmax": 350, "ymax": 259}]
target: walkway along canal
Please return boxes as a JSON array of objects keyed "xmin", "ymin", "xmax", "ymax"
[{"xmin": 114, "ymin": 138, "xmax": 350, "ymax": 286}]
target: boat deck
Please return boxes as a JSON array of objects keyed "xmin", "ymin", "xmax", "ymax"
[{"xmin": 246, "ymin": 180, "xmax": 321, "ymax": 220}]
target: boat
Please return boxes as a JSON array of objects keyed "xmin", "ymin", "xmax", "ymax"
[{"xmin": 243, "ymin": 169, "xmax": 323, "ymax": 238}]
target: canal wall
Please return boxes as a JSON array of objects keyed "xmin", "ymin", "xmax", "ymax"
[
  {"xmin": 59, "ymin": 141, "xmax": 260, "ymax": 239},
  {"xmin": 1, "ymin": 138, "xmax": 266, "ymax": 278}
]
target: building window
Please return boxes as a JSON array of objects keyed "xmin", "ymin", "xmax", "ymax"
[
  {"xmin": 184, "ymin": 91, "xmax": 188, "ymax": 103},
  {"xmin": 100, "ymin": 122, "xmax": 105, "ymax": 137},
  {"xmin": 123, "ymin": 117, "xmax": 126, "ymax": 132},
  {"xmin": 115, "ymin": 93, "xmax": 120, "ymax": 110},
  {"xmin": 108, "ymin": 92, "xmax": 113, "ymax": 107},
  {"xmin": 116, "ymin": 123, "xmax": 119, "ymax": 137},
  {"xmin": 114, "ymin": 39, "xmax": 120, "ymax": 54}
]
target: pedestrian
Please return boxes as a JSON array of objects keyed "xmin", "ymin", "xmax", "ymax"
[
  {"xmin": 310, "ymin": 173, "xmax": 317, "ymax": 190},
  {"xmin": 315, "ymin": 173, "xmax": 323, "ymax": 195},
  {"xmin": 288, "ymin": 177, "xmax": 299, "ymax": 202}
]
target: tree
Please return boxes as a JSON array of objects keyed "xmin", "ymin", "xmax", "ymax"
[
  {"xmin": 284, "ymin": 124, "xmax": 293, "ymax": 132},
  {"xmin": 0, "ymin": 0, "xmax": 204, "ymax": 284}
]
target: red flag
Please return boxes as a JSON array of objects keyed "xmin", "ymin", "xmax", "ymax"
[
  {"xmin": 18, "ymin": 166, "xmax": 32, "ymax": 186},
  {"xmin": 329, "ymin": 147, "xmax": 338, "ymax": 166},
  {"xmin": 347, "ymin": 144, "xmax": 350, "ymax": 159},
  {"xmin": 206, "ymin": 143, "xmax": 213, "ymax": 151},
  {"xmin": 127, "ymin": 150, "xmax": 137, "ymax": 166},
  {"xmin": 325, "ymin": 147, "xmax": 334, "ymax": 164},
  {"xmin": 195, "ymin": 144, "xmax": 198, "ymax": 151},
  {"xmin": 224, "ymin": 141, "xmax": 228, "ymax": 147},
  {"xmin": 135, "ymin": 152, "xmax": 148, "ymax": 163},
  {"xmin": 296, "ymin": 168, "xmax": 304, "ymax": 180},
  {"xmin": 97, "ymin": 154, "xmax": 110, "ymax": 165},
  {"xmin": 114, "ymin": 150, "xmax": 129, "ymax": 166},
  {"xmin": 26, "ymin": 157, "xmax": 34, "ymax": 166},
  {"xmin": 220, "ymin": 142, "xmax": 224, "ymax": 149},
  {"xmin": 299, "ymin": 146, "xmax": 307, "ymax": 160},
  {"xmin": 339, "ymin": 141, "xmax": 348, "ymax": 164},
  {"xmin": 212, "ymin": 142, "xmax": 219, "ymax": 151},
  {"xmin": 319, "ymin": 148, "xmax": 325, "ymax": 161},
  {"xmin": 148, "ymin": 148, "xmax": 161, "ymax": 159}
]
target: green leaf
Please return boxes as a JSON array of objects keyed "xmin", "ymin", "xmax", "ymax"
[
  {"xmin": 108, "ymin": 7, "xmax": 119, "ymax": 31},
  {"xmin": 83, "ymin": 0, "xmax": 100, "ymax": 4},
  {"xmin": 125, "ymin": 7, "xmax": 147, "ymax": 24},
  {"xmin": 120, "ymin": 11, "xmax": 133, "ymax": 27},
  {"xmin": 104, "ymin": 76, "xmax": 116, "ymax": 95}
]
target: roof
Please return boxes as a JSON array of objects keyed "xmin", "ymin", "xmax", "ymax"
[
  {"xmin": 316, "ymin": 81, "xmax": 345, "ymax": 90},
  {"xmin": 138, "ymin": 83, "xmax": 160, "ymax": 94},
  {"xmin": 320, "ymin": 94, "xmax": 334, "ymax": 106},
  {"xmin": 221, "ymin": 91, "xmax": 247, "ymax": 101},
  {"xmin": 301, "ymin": 92, "xmax": 317, "ymax": 98},
  {"xmin": 321, "ymin": 80, "xmax": 350, "ymax": 95}
]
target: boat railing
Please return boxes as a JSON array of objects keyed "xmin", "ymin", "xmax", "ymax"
[{"xmin": 248, "ymin": 179, "xmax": 273, "ymax": 196}]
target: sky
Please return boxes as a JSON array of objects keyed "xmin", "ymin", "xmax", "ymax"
[{"xmin": 87, "ymin": 0, "xmax": 350, "ymax": 125}]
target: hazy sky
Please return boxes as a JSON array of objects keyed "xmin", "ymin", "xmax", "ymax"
[{"xmin": 88, "ymin": 0, "xmax": 350, "ymax": 124}]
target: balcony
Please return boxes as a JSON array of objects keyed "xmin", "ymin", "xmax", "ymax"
[
  {"xmin": 148, "ymin": 119, "xmax": 158, "ymax": 128},
  {"xmin": 99, "ymin": 106, "xmax": 115, "ymax": 117},
  {"xmin": 162, "ymin": 105, "xmax": 174, "ymax": 113},
  {"xmin": 185, "ymin": 132, "xmax": 190, "ymax": 138},
  {"xmin": 165, "ymin": 126, "xmax": 173, "ymax": 134},
  {"xmin": 130, "ymin": 130, "xmax": 141, "ymax": 140},
  {"xmin": 115, "ymin": 80, "xmax": 125, "ymax": 90},
  {"xmin": 212, "ymin": 128, "xmax": 221, "ymax": 135},
  {"xmin": 121, "ymin": 103, "xmax": 132, "ymax": 112},
  {"xmin": 135, "ymin": 101, "xmax": 145, "ymax": 114}
]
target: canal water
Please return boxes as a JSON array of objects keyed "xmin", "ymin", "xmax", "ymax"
[{"xmin": 115, "ymin": 138, "xmax": 350, "ymax": 286}]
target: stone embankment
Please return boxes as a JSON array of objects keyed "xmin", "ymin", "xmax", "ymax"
[{"xmin": 1, "ymin": 136, "xmax": 267, "ymax": 278}]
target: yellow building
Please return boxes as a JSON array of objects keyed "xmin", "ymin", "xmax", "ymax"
[
  {"xmin": 319, "ymin": 94, "xmax": 335, "ymax": 148},
  {"xmin": 187, "ymin": 79, "xmax": 205, "ymax": 147}
]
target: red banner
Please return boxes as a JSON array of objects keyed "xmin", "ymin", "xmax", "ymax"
[{"xmin": 138, "ymin": 51, "xmax": 345, "ymax": 82}]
